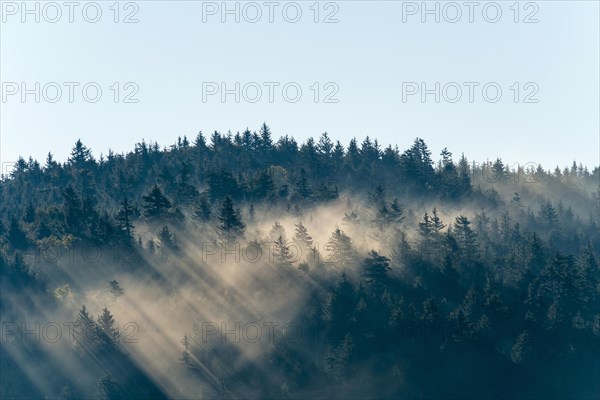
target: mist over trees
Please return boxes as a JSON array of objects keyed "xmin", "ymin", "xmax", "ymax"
[{"xmin": 1, "ymin": 124, "xmax": 599, "ymax": 399}]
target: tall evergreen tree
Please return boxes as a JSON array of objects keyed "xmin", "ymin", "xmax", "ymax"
[
  {"xmin": 453, "ymin": 215, "xmax": 478, "ymax": 260},
  {"xmin": 368, "ymin": 185, "xmax": 386, "ymax": 209},
  {"xmin": 295, "ymin": 168, "xmax": 311, "ymax": 199},
  {"xmin": 97, "ymin": 307, "xmax": 120, "ymax": 347},
  {"xmin": 115, "ymin": 197, "xmax": 135, "ymax": 241},
  {"xmin": 273, "ymin": 235, "xmax": 293, "ymax": 264},
  {"xmin": 193, "ymin": 195, "xmax": 212, "ymax": 222},
  {"xmin": 158, "ymin": 225, "xmax": 177, "ymax": 251},
  {"xmin": 217, "ymin": 196, "xmax": 245, "ymax": 242},
  {"xmin": 362, "ymin": 250, "xmax": 391, "ymax": 290},
  {"xmin": 176, "ymin": 162, "xmax": 199, "ymax": 204},
  {"xmin": 68, "ymin": 139, "xmax": 93, "ymax": 167},
  {"xmin": 294, "ymin": 222, "xmax": 314, "ymax": 248},
  {"xmin": 326, "ymin": 228, "xmax": 354, "ymax": 265},
  {"xmin": 142, "ymin": 185, "xmax": 172, "ymax": 219},
  {"xmin": 75, "ymin": 305, "xmax": 97, "ymax": 347},
  {"xmin": 62, "ymin": 185, "xmax": 84, "ymax": 235}
]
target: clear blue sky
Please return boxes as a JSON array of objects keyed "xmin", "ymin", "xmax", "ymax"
[{"xmin": 1, "ymin": 1, "xmax": 598, "ymax": 171}]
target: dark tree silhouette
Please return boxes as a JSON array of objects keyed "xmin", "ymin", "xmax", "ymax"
[
  {"xmin": 217, "ymin": 196, "xmax": 245, "ymax": 242},
  {"xmin": 142, "ymin": 185, "xmax": 172, "ymax": 219}
]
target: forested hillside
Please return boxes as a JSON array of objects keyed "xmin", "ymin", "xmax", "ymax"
[{"xmin": 1, "ymin": 124, "xmax": 599, "ymax": 399}]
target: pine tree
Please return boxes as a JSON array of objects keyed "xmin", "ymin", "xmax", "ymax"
[
  {"xmin": 294, "ymin": 222, "xmax": 314, "ymax": 248},
  {"xmin": 491, "ymin": 158, "xmax": 505, "ymax": 182},
  {"xmin": 194, "ymin": 131, "xmax": 207, "ymax": 147},
  {"xmin": 295, "ymin": 168, "xmax": 311, "ymax": 199},
  {"xmin": 345, "ymin": 138, "xmax": 360, "ymax": 171},
  {"xmin": 389, "ymin": 199, "xmax": 404, "ymax": 225},
  {"xmin": 269, "ymin": 222, "xmax": 286, "ymax": 241},
  {"xmin": 317, "ymin": 132, "xmax": 334, "ymax": 158},
  {"xmin": 538, "ymin": 200, "xmax": 559, "ymax": 228},
  {"xmin": 274, "ymin": 235, "xmax": 293, "ymax": 264},
  {"xmin": 368, "ymin": 185, "xmax": 386, "ymax": 209},
  {"xmin": 97, "ymin": 307, "xmax": 120, "ymax": 347},
  {"xmin": 158, "ymin": 225, "xmax": 176, "ymax": 250},
  {"xmin": 176, "ymin": 162, "xmax": 199, "ymax": 204},
  {"xmin": 115, "ymin": 197, "xmax": 135, "ymax": 241},
  {"xmin": 254, "ymin": 169, "xmax": 276, "ymax": 201},
  {"xmin": 75, "ymin": 305, "xmax": 97, "ymax": 346},
  {"xmin": 62, "ymin": 185, "xmax": 84, "ymax": 235},
  {"xmin": 418, "ymin": 212, "xmax": 433, "ymax": 238},
  {"xmin": 326, "ymin": 228, "xmax": 353, "ymax": 265},
  {"xmin": 420, "ymin": 297, "xmax": 440, "ymax": 338},
  {"xmin": 574, "ymin": 243, "xmax": 598, "ymax": 303},
  {"xmin": 44, "ymin": 152, "xmax": 58, "ymax": 171},
  {"xmin": 193, "ymin": 196, "xmax": 212, "ymax": 222},
  {"xmin": 142, "ymin": 185, "xmax": 172, "ymax": 219},
  {"xmin": 371, "ymin": 204, "xmax": 390, "ymax": 232},
  {"xmin": 457, "ymin": 154, "xmax": 472, "ymax": 193},
  {"xmin": 439, "ymin": 148, "xmax": 461, "ymax": 198},
  {"xmin": 68, "ymin": 139, "xmax": 93, "ymax": 167},
  {"xmin": 499, "ymin": 210, "xmax": 512, "ymax": 244},
  {"xmin": 453, "ymin": 215, "xmax": 478, "ymax": 260},
  {"xmin": 217, "ymin": 196, "xmax": 245, "ymax": 242},
  {"xmin": 527, "ymin": 233, "xmax": 546, "ymax": 271},
  {"xmin": 259, "ymin": 122, "xmax": 273, "ymax": 152},
  {"xmin": 431, "ymin": 207, "xmax": 446, "ymax": 233},
  {"xmin": 362, "ymin": 250, "xmax": 391, "ymax": 289}
]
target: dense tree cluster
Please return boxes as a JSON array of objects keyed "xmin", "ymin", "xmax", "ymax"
[{"xmin": 1, "ymin": 125, "xmax": 599, "ymax": 399}]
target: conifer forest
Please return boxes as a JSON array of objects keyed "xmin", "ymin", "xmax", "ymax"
[{"xmin": 0, "ymin": 124, "xmax": 599, "ymax": 399}]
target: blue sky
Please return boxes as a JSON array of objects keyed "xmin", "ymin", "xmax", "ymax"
[{"xmin": 1, "ymin": 1, "xmax": 598, "ymax": 171}]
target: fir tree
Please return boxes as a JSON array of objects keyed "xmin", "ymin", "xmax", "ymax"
[
  {"xmin": 453, "ymin": 215, "xmax": 478, "ymax": 260},
  {"xmin": 115, "ymin": 197, "xmax": 135, "ymax": 241},
  {"xmin": 75, "ymin": 305, "xmax": 97, "ymax": 346},
  {"xmin": 193, "ymin": 195, "xmax": 212, "ymax": 222},
  {"xmin": 217, "ymin": 196, "xmax": 245, "ymax": 242},
  {"xmin": 142, "ymin": 185, "xmax": 172, "ymax": 219},
  {"xmin": 362, "ymin": 250, "xmax": 391, "ymax": 290},
  {"xmin": 68, "ymin": 139, "xmax": 93, "ymax": 167},
  {"xmin": 274, "ymin": 235, "xmax": 293, "ymax": 264},
  {"xmin": 97, "ymin": 307, "xmax": 120, "ymax": 348},
  {"xmin": 158, "ymin": 225, "xmax": 177, "ymax": 250},
  {"xmin": 294, "ymin": 221, "xmax": 314, "ymax": 248},
  {"xmin": 325, "ymin": 228, "xmax": 353, "ymax": 265}
]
